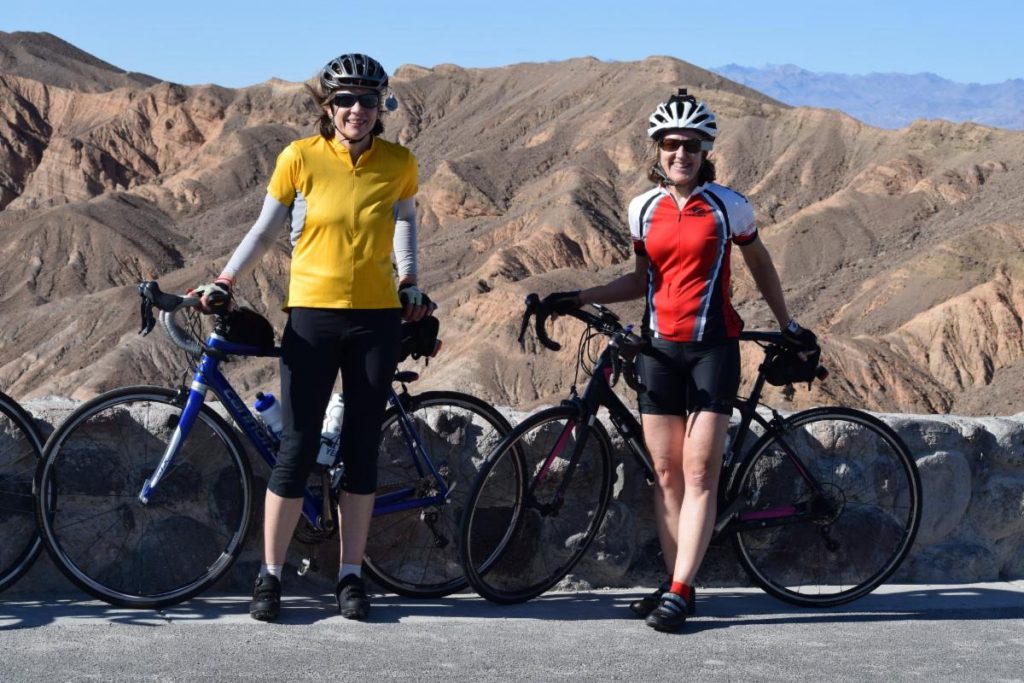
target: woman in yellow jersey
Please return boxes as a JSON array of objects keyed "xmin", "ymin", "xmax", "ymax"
[{"xmin": 192, "ymin": 53, "xmax": 431, "ymax": 622}]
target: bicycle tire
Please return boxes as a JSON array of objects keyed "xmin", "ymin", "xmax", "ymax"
[
  {"xmin": 730, "ymin": 406, "xmax": 921, "ymax": 607},
  {"xmin": 460, "ymin": 405, "xmax": 614, "ymax": 604},
  {"xmin": 363, "ymin": 391, "xmax": 513, "ymax": 598},
  {"xmin": 0, "ymin": 392, "xmax": 46, "ymax": 592},
  {"xmin": 34, "ymin": 386, "xmax": 253, "ymax": 608}
]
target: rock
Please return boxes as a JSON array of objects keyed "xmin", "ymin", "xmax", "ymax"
[
  {"xmin": 967, "ymin": 473, "xmax": 1024, "ymax": 542},
  {"xmin": 904, "ymin": 542, "xmax": 1000, "ymax": 582},
  {"xmin": 575, "ymin": 500, "xmax": 637, "ymax": 585},
  {"xmin": 915, "ymin": 450, "xmax": 972, "ymax": 545}
]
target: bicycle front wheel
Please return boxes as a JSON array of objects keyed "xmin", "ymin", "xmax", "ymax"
[
  {"xmin": 0, "ymin": 392, "xmax": 45, "ymax": 592},
  {"xmin": 364, "ymin": 391, "xmax": 512, "ymax": 598},
  {"xmin": 34, "ymin": 386, "xmax": 253, "ymax": 608},
  {"xmin": 731, "ymin": 407, "xmax": 921, "ymax": 607},
  {"xmin": 460, "ymin": 405, "xmax": 614, "ymax": 604}
]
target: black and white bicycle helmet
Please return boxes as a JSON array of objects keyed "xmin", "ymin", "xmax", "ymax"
[
  {"xmin": 647, "ymin": 89, "xmax": 718, "ymax": 147},
  {"xmin": 320, "ymin": 53, "xmax": 390, "ymax": 91}
]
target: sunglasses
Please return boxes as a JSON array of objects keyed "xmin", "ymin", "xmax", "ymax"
[
  {"xmin": 657, "ymin": 137, "xmax": 709, "ymax": 154},
  {"xmin": 332, "ymin": 92, "xmax": 381, "ymax": 109}
]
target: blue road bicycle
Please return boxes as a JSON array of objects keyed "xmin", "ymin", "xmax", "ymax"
[{"xmin": 33, "ymin": 281, "xmax": 511, "ymax": 608}]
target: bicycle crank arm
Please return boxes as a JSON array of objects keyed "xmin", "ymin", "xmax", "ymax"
[{"xmin": 419, "ymin": 509, "xmax": 449, "ymax": 549}]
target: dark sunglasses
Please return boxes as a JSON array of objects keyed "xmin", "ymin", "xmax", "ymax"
[
  {"xmin": 657, "ymin": 137, "xmax": 707, "ymax": 154},
  {"xmin": 332, "ymin": 92, "xmax": 381, "ymax": 109}
]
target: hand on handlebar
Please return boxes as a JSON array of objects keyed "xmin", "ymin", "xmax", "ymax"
[
  {"xmin": 187, "ymin": 278, "xmax": 233, "ymax": 314},
  {"xmin": 398, "ymin": 283, "xmax": 437, "ymax": 322},
  {"xmin": 781, "ymin": 319, "xmax": 818, "ymax": 356},
  {"xmin": 539, "ymin": 290, "xmax": 582, "ymax": 316}
]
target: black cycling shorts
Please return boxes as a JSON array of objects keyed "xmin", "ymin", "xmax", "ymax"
[
  {"xmin": 268, "ymin": 307, "xmax": 401, "ymax": 497},
  {"xmin": 636, "ymin": 337, "xmax": 740, "ymax": 416}
]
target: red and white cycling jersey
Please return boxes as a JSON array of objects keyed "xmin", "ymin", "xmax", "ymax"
[{"xmin": 628, "ymin": 182, "xmax": 759, "ymax": 342}]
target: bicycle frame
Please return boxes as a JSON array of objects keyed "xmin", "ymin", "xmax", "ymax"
[
  {"xmin": 539, "ymin": 337, "xmax": 834, "ymax": 540},
  {"xmin": 138, "ymin": 332, "xmax": 453, "ymax": 533}
]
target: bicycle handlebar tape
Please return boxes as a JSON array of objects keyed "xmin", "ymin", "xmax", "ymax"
[{"xmin": 523, "ymin": 293, "xmax": 562, "ymax": 351}]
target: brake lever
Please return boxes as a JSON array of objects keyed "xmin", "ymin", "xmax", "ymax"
[
  {"xmin": 522, "ymin": 292, "xmax": 561, "ymax": 351},
  {"xmin": 518, "ymin": 295, "xmax": 535, "ymax": 347},
  {"xmin": 138, "ymin": 284, "xmax": 157, "ymax": 336}
]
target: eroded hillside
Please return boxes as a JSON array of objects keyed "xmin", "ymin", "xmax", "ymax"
[{"xmin": 2, "ymin": 32, "xmax": 1023, "ymax": 415}]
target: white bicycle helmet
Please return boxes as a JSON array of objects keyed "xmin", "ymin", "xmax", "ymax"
[{"xmin": 647, "ymin": 89, "xmax": 718, "ymax": 148}]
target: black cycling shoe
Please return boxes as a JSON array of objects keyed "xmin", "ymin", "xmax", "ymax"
[
  {"xmin": 250, "ymin": 574, "xmax": 282, "ymax": 622},
  {"xmin": 645, "ymin": 592, "xmax": 692, "ymax": 633},
  {"xmin": 629, "ymin": 581, "xmax": 670, "ymax": 618},
  {"xmin": 335, "ymin": 574, "xmax": 370, "ymax": 620},
  {"xmin": 631, "ymin": 583, "xmax": 697, "ymax": 618}
]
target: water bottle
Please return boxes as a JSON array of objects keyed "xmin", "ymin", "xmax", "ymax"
[
  {"xmin": 254, "ymin": 392, "xmax": 284, "ymax": 439},
  {"xmin": 316, "ymin": 393, "xmax": 345, "ymax": 466}
]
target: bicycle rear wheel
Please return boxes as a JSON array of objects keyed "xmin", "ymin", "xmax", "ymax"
[
  {"xmin": 34, "ymin": 386, "xmax": 253, "ymax": 608},
  {"xmin": 460, "ymin": 405, "xmax": 614, "ymax": 604},
  {"xmin": 364, "ymin": 391, "xmax": 512, "ymax": 598},
  {"xmin": 730, "ymin": 407, "xmax": 921, "ymax": 607},
  {"xmin": 0, "ymin": 392, "xmax": 45, "ymax": 592}
]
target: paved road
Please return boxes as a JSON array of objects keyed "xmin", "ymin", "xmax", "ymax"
[{"xmin": 2, "ymin": 582, "xmax": 1023, "ymax": 682}]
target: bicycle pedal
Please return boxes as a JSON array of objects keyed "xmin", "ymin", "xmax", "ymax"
[{"xmin": 298, "ymin": 557, "xmax": 319, "ymax": 576}]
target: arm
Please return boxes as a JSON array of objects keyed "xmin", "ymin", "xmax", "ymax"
[
  {"xmin": 579, "ymin": 254, "xmax": 648, "ymax": 306},
  {"xmin": 739, "ymin": 237, "xmax": 791, "ymax": 328},
  {"xmin": 217, "ymin": 194, "xmax": 291, "ymax": 287},
  {"xmin": 393, "ymin": 196, "xmax": 417, "ymax": 286},
  {"xmin": 393, "ymin": 195, "xmax": 432, "ymax": 321}
]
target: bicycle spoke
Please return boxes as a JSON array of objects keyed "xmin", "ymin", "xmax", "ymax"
[
  {"xmin": 364, "ymin": 392, "xmax": 511, "ymax": 598},
  {"xmin": 732, "ymin": 408, "xmax": 920, "ymax": 607},
  {"xmin": 462, "ymin": 407, "xmax": 613, "ymax": 604},
  {"xmin": 37, "ymin": 389, "xmax": 251, "ymax": 608}
]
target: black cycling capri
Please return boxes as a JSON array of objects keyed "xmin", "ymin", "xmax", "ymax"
[
  {"xmin": 268, "ymin": 307, "xmax": 401, "ymax": 498},
  {"xmin": 636, "ymin": 337, "xmax": 740, "ymax": 416}
]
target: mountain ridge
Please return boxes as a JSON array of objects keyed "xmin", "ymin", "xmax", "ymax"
[
  {"xmin": 712, "ymin": 63, "xmax": 1024, "ymax": 130},
  {"xmin": 2, "ymin": 32, "xmax": 1023, "ymax": 417}
]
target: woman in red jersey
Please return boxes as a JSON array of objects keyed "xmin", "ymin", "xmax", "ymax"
[{"xmin": 541, "ymin": 89, "xmax": 818, "ymax": 632}]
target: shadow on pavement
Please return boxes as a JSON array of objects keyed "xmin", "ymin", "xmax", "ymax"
[{"xmin": 2, "ymin": 585, "xmax": 1022, "ymax": 631}]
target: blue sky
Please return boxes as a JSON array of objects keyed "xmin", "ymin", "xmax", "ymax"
[{"xmin": 2, "ymin": 1, "xmax": 1021, "ymax": 88}]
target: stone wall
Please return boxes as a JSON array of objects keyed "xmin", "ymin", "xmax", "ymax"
[
  {"xmin": 7, "ymin": 398, "xmax": 1024, "ymax": 598},
  {"xmin": 579, "ymin": 411, "xmax": 1024, "ymax": 588}
]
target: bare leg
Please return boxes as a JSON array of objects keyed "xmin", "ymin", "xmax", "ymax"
[
  {"xmin": 338, "ymin": 491, "xmax": 376, "ymax": 566},
  {"xmin": 671, "ymin": 411, "xmax": 730, "ymax": 585},
  {"xmin": 641, "ymin": 414, "xmax": 686, "ymax": 576},
  {"xmin": 263, "ymin": 491, "xmax": 305, "ymax": 565}
]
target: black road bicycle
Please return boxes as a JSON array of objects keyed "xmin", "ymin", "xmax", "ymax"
[
  {"xmin": 460, "ymin": 295, "xmax": 922, "ymax": 606},
  {"xmin": 0, "ymin": 391, "xmax": 46, "ymax": 592}
]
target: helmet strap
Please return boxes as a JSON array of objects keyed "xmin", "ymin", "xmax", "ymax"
[
  {"xmin": 651, "ymin": 164, "xmax": 676, "ymax": 187},
  {"xmin": 328, "ymin": 105, "xmax": 373, "ymax": 144}
]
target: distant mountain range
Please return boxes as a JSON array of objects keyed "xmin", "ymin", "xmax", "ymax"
[{"xmin": 712, "ymin": 64, "xmax": 1024, "ymax": 130}]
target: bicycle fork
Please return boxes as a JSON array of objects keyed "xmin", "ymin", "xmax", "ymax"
[
  {"xmin": 138, "ymin": 385, "xmax": 206, "ymax": 504},
  {"xmin": 528, "ymin": 413, "xmax": 593, "ymax": 515}
]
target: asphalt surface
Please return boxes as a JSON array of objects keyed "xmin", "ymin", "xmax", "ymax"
[{"xmin": 2, "ymin": 582, "xmax": 1023, "ymax": 682}]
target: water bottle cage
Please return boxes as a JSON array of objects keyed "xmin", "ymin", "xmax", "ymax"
[{"xmin": 329, "ymin": 463, "xmax": 345, "ymax": 490}]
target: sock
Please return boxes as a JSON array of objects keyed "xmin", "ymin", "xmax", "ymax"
[
  {"xmin": 669, "ymin": 581, "xmax": 693, "ymax": 603},
  {"xmin": 260, "ymin": 563, "xmax": 283, "ymax": 579},
  {"xmin": 338, "ymin": 563, "xmax": 362, "ymax": 581}
]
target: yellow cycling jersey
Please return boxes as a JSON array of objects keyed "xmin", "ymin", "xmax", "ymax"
[{"xmin": 267, "ymin": 134, "xmax": 418, "ymax": 309}]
